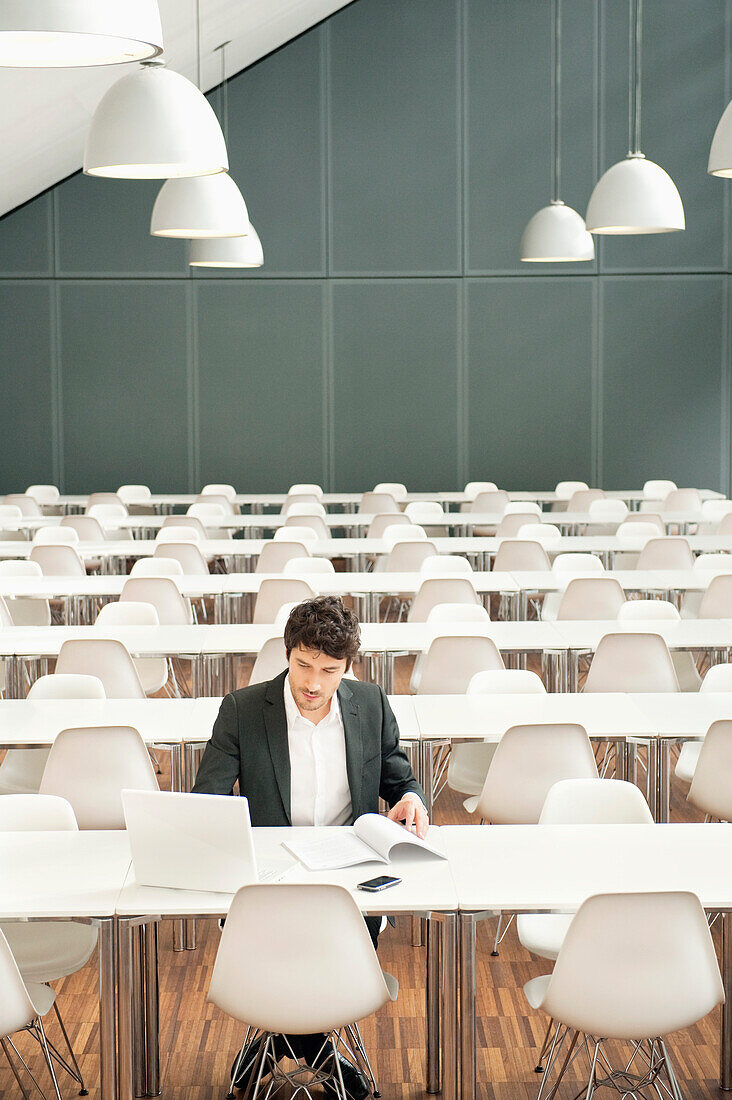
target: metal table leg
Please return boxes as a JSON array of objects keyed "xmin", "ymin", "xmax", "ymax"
[
  {"xmin": 647, "ymin": 739, "xmax": 670, "ymax": 822},
  {"xmin": 98, "ymin": 918, "xmax": 118, "ymax": 1100},
  {"xmin": 722, "ymin": 912, "xmax": 732, "ymax": 1089},
  {"xmin": 440, "ymin": 914, "xmax": 459, "ymax": 1100},
  {"xmin": 426, "ymin": 915, "xmax": 441, "ymax": 1093},
  {"xmin": 459, "ymin": 913, "xmax": 477, "ymax": 1100},
  {"xmin": 143, "ymin": 922, "xmax": 160, "ymax": 1095},
  {"xmin": 132, "ymin": 927, "xmax": 146, "ymax": 1097},
  {"xmin": 117, "ymin": 917, "xmax": 134, "ymax": 1100}
]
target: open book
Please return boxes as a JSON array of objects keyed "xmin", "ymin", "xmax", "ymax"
[{"xmin": 282, "ymin": 814, "xmax": 445, "ymax": 872}]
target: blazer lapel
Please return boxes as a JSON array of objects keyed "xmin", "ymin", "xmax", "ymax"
[
  {"xmin": 264, "ymin": 671, "xmax": 291, "ymax": 824},
  {"xmin": 339, "ymin": 679, "xmax": 363, "ymax": 821}
]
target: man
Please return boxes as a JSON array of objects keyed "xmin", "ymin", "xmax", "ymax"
[{"xmin": 192, "ymin": 595, "xmax": 428, "ymax": 1097}]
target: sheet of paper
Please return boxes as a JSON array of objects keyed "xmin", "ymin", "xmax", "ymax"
[{"xmin": 282, "ymin": 832, "xmax": 387, "ymax": 871}]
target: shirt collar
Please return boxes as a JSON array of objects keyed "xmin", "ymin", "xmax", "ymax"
[{"xmin": 284, "ymin": 674, "xmax": 342, "ymax": 730}]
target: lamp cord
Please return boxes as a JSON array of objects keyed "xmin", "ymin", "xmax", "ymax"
[
  {"xmin": 628, "ymin": 0, "xmax": 642, "ymax": 155},
  {"xmin": 551, "ymin": 0, "xmax": 562, "ymax": 202}
]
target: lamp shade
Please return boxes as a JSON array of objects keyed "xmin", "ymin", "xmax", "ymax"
[
  {"xmin": 708, "ymin": 100, "xmax": 732, "ymax": 176},
  {"xmin": 84, "ymin": 63, "xmax": 228, "ymax": 178},
  {"xmin": 585, "ymin": 153, "xmax": 684, "ymax": 234},
  {"xmin": 151, "ymin": 174, "xmax": 249, "ymax": 238},
  {"xmin": 189, "ymin": 226, "xmax": 264, "ymax": 267},
  {"xmin": 520, "ymin": 201, "xmax": 594, "ymax": 262},
  {"xmin": 0, "ymin": 0, "xmax": 162, "ymax": 66}
]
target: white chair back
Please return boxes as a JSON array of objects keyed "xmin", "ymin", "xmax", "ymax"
[
  {"xmin": 470, "ymin": 490, "xmax": 509, "ymax": 514},
  {"xmin": 256, "ymin": 541, "xmax": 311, "ymax": 573},
  {"xmin": 555, "ymin": 577, "xmax": 626, "ymax": 620},
  {"xmin": 467, "ymin": 669, "xmax": 545, "ymax": 694},
  {"xmin": 33, "ymin": 526, "xmax": 78, "ymax": 545},
  {"xmin": 28, "ymin": 674, "xmax": 105, "ymax": 700},
  {"xmin": 698, "ymin": 573, "xmax": 732, "ymax": 618},
  {"xmin": 663, "ymin": 488, "xmax": 702, "ymax": 511},
  {"xmin": 25, "ymin": 484, "xmax": 60, "ymax": 505},
  {"xmin": 156, "ymin": 525, "xmax": 201, "ymax": 543},
  {"xmin": 284, "ymin": 514, "xmax": 331, "ymax": 540},
  {"xmin": 617, "ymin": 599, "xmax": 679, "ymax": 621},
  {"xmin": 496, "ymin": 512, "xmax": 540, "ymax": 537},
  {"xmin": 130, "ymin": 556, "xmax": 184, "ymax": 577},
  {"xmin": 153, "ymin": 541, "xmax": 210, "ymax": 576},
  {"xmin": 60, "ymin": 515, "xmax": 105, "ymax": 540},
  {"xmin": 587, "ymin": 498, "xmax": 628, "ymax": 521},
  {"xmin": 643, "ymin": 479, "xmax": 677, "ymax": 499},
  {"xmin": 551, "ymin": 553, "xmax": 604, "ymax": 574},
  {"xmin": 517, "ymin": 523, "xmax": 561, "ymax": 542},
  {"xmin": 56, "ymin": 639, "xmax": 145, "ymax": 699},
  {"xmin": 0, "ymin": 928, "xmax": 42, "ymax": 1037},
  {"xmin": 358, "ymin": 492, "xmax": 399, "ymax": 515},
  {"xmin": 419, "ymin": 554, "xmax": 472, "ymax": 576},
  {"xmin": 408, "ymin": 577, "xmax": 481, "ymax": 622},
  {"xmin": 201, "ymin": 483, "xmax": 237, "ymax": 502},
  {"xmin": 380, "ymin": 540, "xmax": 438, "ymax": 572},
  {"xmin": 283, "ymin": 557, "xmax": 335, "ymax": 575},
  {"xmin": 161, "ymin": 515, "xmax": 207, "ymax": 540},
  {"xmin": 463, "ymin": 481, "xmax": 497, "ymax": 499},
  {"xmin": 117, "ymin": 485, "xmax": 151, "ymax": 504},
  {"xmin": 0, "ymin": 793, "xmax": 77, "ymax": 831},
  {"xmin": 539, "ymin": 778, "xmax": 653, "ymax": 824},
  {"xmin": 566, "ymin": 489, "xmax": 605, "ymax": 511},
  {"xmin": 583, "ymin": 632, "xmax": 679, "ymax": 693},
  {"xmin": 636, "ymin": 537, "xmax": 694, "ymax": 570},
  {"xmin": 288, "ymin": 484, "xmax": 323, "ymax": 498},
  {"xmin": 273, "ymin": 526, "xmax": 318, "ymax": 543},
  {"xmin": 4, "ymin": 494, "xmax": 42, "ymax": 517},
  {"xmin": 383, "ymin": 524, "xmax": 427, "ymax": 548},
  {"xmin": 29, "ymin": 544, "xmax": 86, "ymax": 577},
  {"xmin": 416, "ymin": 635, "xmax": 504, "ymax": 694},
  {"xmin": 701, "ymin": 664, "xmax": 732, "ymax": 692},
  {"xmin": 120, "ymin": 576, "xmax": 193, "ymax": 625},
  {"xmin": 694, "ymin": 553, "xmax": 732, "ymax": 571},
  {"xmin": 373, "ymin": 482, "xmax": 407, "ymax": 500},
  {"xmin": 249, "ymin": 636, "xmax": 288, "ymax": 685},
  {"xmin": 367, "ymin": 513, "xmax": 411, "ymax": 538},
  {"xmin": 254, "ymin": 579, "xmax": 315, "ymax": 625},
  {"xmin": 492, "ymin": 540, "xmax": 551, "ymax": 572},
  {"xmin": 427, "ymin": 603, "xmax": 490, "ymax": 624},
  {"xmin": 687, "ymin": 720, "xmax": 732, "ymax": 820},
  {"xmin": 554, "ymin": 481, "xmax": 588, "ymax": 499},
  {"xmin": 504, "ymin": 501, "xmax": 542, "ymax": 517}
]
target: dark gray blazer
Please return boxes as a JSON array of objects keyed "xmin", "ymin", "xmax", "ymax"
[{"xmin": 192, "ymin": 670, "xmax": 425, "ymax": 826}]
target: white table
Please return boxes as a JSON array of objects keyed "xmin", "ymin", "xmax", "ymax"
[
  {"xmin": 115, "ymin": 825, "xmax": 459, "ymax": 1100},
  {"xmin": 0, "ymin": 830, "xmax": 131, "ymax": 1100},
  {"xmin": 440, "ymin": 822, "xmax": 732, "ymax": 1100}
]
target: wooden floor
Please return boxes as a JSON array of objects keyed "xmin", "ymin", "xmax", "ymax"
[{"xmin": 1, "ymin": 653, "xmax": 726, "ymax": 1100}]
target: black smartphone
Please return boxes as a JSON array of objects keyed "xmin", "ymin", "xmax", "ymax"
[{"xmin": 357, "ymin": 874, "xmax": 402, "ymax": 892}]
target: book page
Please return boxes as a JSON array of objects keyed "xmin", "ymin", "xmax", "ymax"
[
  {"xmin": 353, "ymin": 814, "xmax": 445, "ymax": 861},
  {"xmin": 282, "ymin": 831, "xmax": 388, "ymax": 871}
]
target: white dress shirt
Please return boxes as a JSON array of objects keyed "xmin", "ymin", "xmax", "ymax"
[{"xmin": 284, "ymin": 676, "xmax": 352, "ymax": 827}]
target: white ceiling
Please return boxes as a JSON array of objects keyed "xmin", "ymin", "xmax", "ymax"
[{"xmin": 0, "ymin": 0, "xmax": 353, "ymax": 218}]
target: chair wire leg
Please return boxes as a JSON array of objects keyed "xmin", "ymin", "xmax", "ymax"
[
  {"xmin": 536, "ymin": 1024, "xmax": 565, "ymax": 1100},
  {"xmin": 346, "ymin": 1023, "xmax": 381, "ymax": 1097},
  {"xmin": 227, "ymin": 1028, "xmax": 260, "ymax": 1100},
  {"xmin": 491, "ymin": 913, "xmax": 514, "ymax": 955},
  {"xmin": 584, "ymin": 1038, "xmax": 601, "ymax": 1100},
  {"xmin": 535, "ymin": 1017, "xmax": 555, "ymax": 1072},
  {"xmin": 243, "ymin": 1034, "xmax": 272, "ymax": 1100},
  {"xmin": 331, "ymin": 1035, "xmax": 348, "ymax": 1100},
  {"xmin": 51, "ymin": 999, "xmax": 87, "ymax": 1094},
  {"xmin": 658, "ymin": 1039, "xmax": 685, "ymax": 1100},
  {"xmin": 35, "ymin": 1017, "xmax": 63, "ymax": 1100},
  {"xmin": 1, "ymin": 1037, "xmax": 32, "ymax": 1100},
  {"xmin": 542, "ymin": 1028, "xmax": 579, "ymax": 1100},
  {"xmin": 7, "ymin": 1036, "xmax": 49, "ymax": 1099}
]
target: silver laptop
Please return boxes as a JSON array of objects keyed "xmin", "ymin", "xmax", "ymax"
[{"xmin": 122, "ymin": 789, "xmax": 292, "ymax": 893}]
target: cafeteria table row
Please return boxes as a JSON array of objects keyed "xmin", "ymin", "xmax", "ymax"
[
  {"xmin": 1, "ymin": 567, "xmax": 730, "ymax": 626},
  {"xmin": 3, "ymin": 823, "xmax": 731, "ymax": 1100},
  {"xmin": 1, "ymin": 618, "xmax": 731, "ymax": 695},
  {"xmin": 3, "ymin": 533, "xmax": 732, "ymax": 572}
]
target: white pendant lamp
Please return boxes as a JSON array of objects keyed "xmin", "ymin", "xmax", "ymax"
[
  {"xmin": 708, "ymin": 101, "xmax": 732, "ymax": 177},
  {"xmin": 585, "ymin": 0, "xmax": 684, "ymax": 234},
  {"xmin": 189, "ymin": 225, "xmax": 264, "ymax": 267},
  {"xmin": 0, "ymin": 0, "xmax": 163, "ymax": 67},
  {"xmin": 151, "ymin": 173, "xmax": 249, "ymax": 238},
  {"xmin": 84, "ymin": 60, "xmax": 228, "ymax": 179},
  {"xmin": 520, "ymin": 0, "xmax": 593, "ymax": 262}
]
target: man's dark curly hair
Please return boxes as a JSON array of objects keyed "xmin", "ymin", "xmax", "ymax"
[{"xmin": 284, "ymin": 595, "xmax": 361, "ymax": 668}]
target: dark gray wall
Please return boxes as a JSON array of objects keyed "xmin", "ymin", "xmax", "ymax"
[{"xmin": 0, "ymin": 0, "xmax": 729, "ymax": 493}]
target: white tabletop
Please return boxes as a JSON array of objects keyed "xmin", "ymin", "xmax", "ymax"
[
  {"xmin": 0, "ymin": 831, "xmax": 131, "ymax": 918},
  {"xmin": 413, "ymin": 693, "xmax": 654, "ymax": 741},
  {"xmin": 116, "ymin": 824, "xmax": 457, "ymax": 917},
  {"xmin": 440, "ymin": 822, "xmax": 732, "ymax": 912},
  {"xmin": 0, "ymin": 698, "xmax": 220, "ymax": 746},
  {"xmin": 631, "ymin": 692, "xmax": 732, "ymax": 738},
  {"xmin": 553, "ymin": 619, "xmax": 732, "ymax": 651},
  {"xmin": 512, "ymin": 569, "xmax": 725, "ymax": 594}
]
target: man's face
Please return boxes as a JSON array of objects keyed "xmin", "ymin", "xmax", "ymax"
[{"xmin": 287, "ymin": 644, "xmax": 348, "ymax": 720}]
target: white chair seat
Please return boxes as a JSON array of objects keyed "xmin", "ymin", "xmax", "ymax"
[
  {"xmin": 2, "ymin": 921, "xmax": 97, "ymax": 982},
  {"xmin": 517, "ymin": 913, "xmax": 573, "ymax": 962},
  {"xmin": 0, "ymin": 750, "xmax": 49, "ymax": 795},
  {"xmin": 675, "ymin": 741, "xmax": 702, "ymax": 784},
  {"xmin": 446, "ymin": 742, "xmax": 497, "ymax": 796},
  {"xmin": 523, "ymin": 974, "xmax": 551, "ymax": 1011},
  {"xmin": 25, "ymin": 979, "xmax": 57, "ymax": 1017}
]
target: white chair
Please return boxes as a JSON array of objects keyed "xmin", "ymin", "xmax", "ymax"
[
  {"xmin": 55, "ymin": 638, "xmax": 146, "ymax": 698},
  {"xmin": 282, "ymin": 498, "xmax": 326, "ymax": 517},
  {"xmin": 0, "ymin": 559, "xmax": 51, "ymax": 627},
  {"xmin": 87, "ymin": 503, "xmax": 131, "ymax": 542},
  {"xmin": 249, "ymin": 636, "xmax": 288, "ymax": 685},
  {"xmin": 701, "ymin": 499, "xmax": 732, "ymax": 522},
  {"xmin": 274, "ymin": 602, "xmax": 300, "ymax": 628},
  {"xmin": 524, "ymin": 891, "xmax": 723, "ymax": 1100},
  {"xmin": 117, "ymin": 484, "xmax": 152, "ymax": 506},
  {"xmin": 201, "ymin": 483, "xmax": 237, "ymax": 502},
  {"xmin": 412, "ymin": 634, "xmax": 504, "ymax": 694},
  {"xmin": 156, "ymin": 525, "xmax": 201, "ymax": 543},
  {"xmin": 253, "ymin": 579, "xmax": 315, "ymax": 625},
  {"xmin": 273, "ymin": 526, "xmax": 318, "ymax": 544},
  {"xmin": 0, "ymin": 593, "xmax": 12, "ymax": 628},
  {"xmin": 382, "ymin": 524, "xmax": 427, "ymax": 548},
  {"xmin": 86, "ymin": 491, "xmax": 127, "ymax": 512},
  {"xmin": 541, "ymin": 554, "xmax": 605, "ymax": 620},
  {"xmin": 32, "ymin": 526, "xmax": 79, "ymax": 545},
  {"xmin": 358, "ymin": 492, "xmax": 400, "ymax": 515},
  {"xmin": 0, "ymin": 674, "xmax": 105, "ymax": 797},
  {"xmin": 643, "ymin": 478, "xmax": 677, "ymax": 500},
  {"xmin": 676, "ymin": 665, "xmax": 732, "ymax": 783},
  {"xmin": 29, "ymin": 543, "xmax": 86, "ymax": 577},
  {"xmin": 283, "ymin": 557, "xmax": 335, "ymax": 575},
  {"xmin": 468, "ymin": 723, "xmax": 598, "ymax": 821},
  {"xmin": 555, "ymin": 577, "xmax": 627, "ymax": 620},
  {"xmin": 636, "ymin": 536, "xmax": 694, "ymax": 570},
  {"xmin": 504, "ymin": 501, "xmax": 542, "ymax": 517},
  {"xmin": 288, "ymin": 484, "xmax": 323, "ymax": 499},
  {"xmin": 377, "ymin": 540, "xmax": 438, "ymax": 573},
  {"xmin": 161, "ymin": 515, "xmax": 208, "ymax": 540},
  {"xmin": 698, "ymin": 573, "xmax": 732, "ymax": 618},
  {"xmin": 0, "ymin": 504, "xmax": 23, "ymax": 526},
  {"xmin": 25, "ymin": 484, "xmax": 60, "ymax": 507},
  {"xmin": 4, "ymin": 494, "xmax": 42, "ymax": 517},
  {"xmin": 583, "ymin": 633, "xmax": 679, "ymax": 693},
  {"xmin": 60, "ymin": 515, "xmax": 105, "ymax": 541},
  {"xmin": 373, "ymin": 482, "xmax": 407, "ymax": 500},
  {"xmin": 408, "ymin": 577, "xmax": 481, "ymax": 622},
  {"xmin": 587, "ymin": 498, "xmax": 628, "ymax": 522},
  {"xmin": 427, "ymin": 603, "xmax": 490, "ymax": 625},
  {"xmin": 0, "ymin": 794, "xmax": 97, "ymax": 1097},
  {"xmin": 496, "ymin": 513, "xmax": 543, "ymax": 537},
  {"xmin": 517, "ymin": 778, "xmax": 653, "ymax": 963},
  {"xmin": 462, "ymin": 481, "xmax": 498, "ymax": 507},
  {"xmin": 366, "ymin": 513, "xmax": 411, "ymax": 538},
  {"xmin": 195, "ymin": 493, "xmax": 237, "ymax": 516},
  {"xmin": 517, "ymin": 523, "xmax": 561, "ymax": 542},
  {"xmin": 719, "ymin": 513, "xmax": 732, "ymax": 535},
  {"xmin": 694, "ymin": 553, "xmax": 732, "ymax": 571},
  {"xmin": 153, "ymin": 541, "xmax": 210, "ymax": 576},
  {"xmin": 256, "ymin": 541, "xmax": 312, "ymax": 574},
  {"xmin": 284, "ymin": 515, "xmax": 331, "ymax": 540},
  {"xmin": 492, "ymin": 540, "xmax": 551, "ymax": 572},
  {"xmin": 554, "ymin": 481, "xmax": 588, "ymax": 500},
  {"xmin": 404, "ymin": 501, "xmax": 443, "ymax": 520},
  {"xmin": 566, "ymin": 489, "xmax": 605, "ymax": 511},
  {"xmin": 130, "ymin": 556, "xmax": 184, "ymax": 577},
  {"xmin": 186, "ymin": 502, "xmax": 232, "ymax": 539},
  {"xmin": 470, "ymin": 489, "xmax": 509, "ymax": 514},
  {"xmin": 209, "ymin": 884, "xmax": 396, "ymax": 1100},
  {"xmin": 663, "ymin": 488, "xmax": 702, "ymax": 511},
  {"xmin": 40, "ymin": 725, "xmax": 159, "ymax": 829},
  {"xmin": 96, "ymin": 602, "xmax": 168, "ymax": 695},
  {"xmin": 686, "ymin": 720, "xmax": 732, "ymax": 820},
  {"xmin": 419, "ymin": 554, "xmax": 472, "ymax": 576},
  {"xmin": 446, "ymin": 671, "xmax": 546, "ymax": 800},
  {"xmin": 616, "ymin": 520, "xmax": 659, "ymax": 541},
  {"xmin": 120, "ymin": 576, "xmax": 193, "ymax": 625},
  {"xmin": 617, "ymin": 600, "xmax": 700, "ymax": 691}
]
